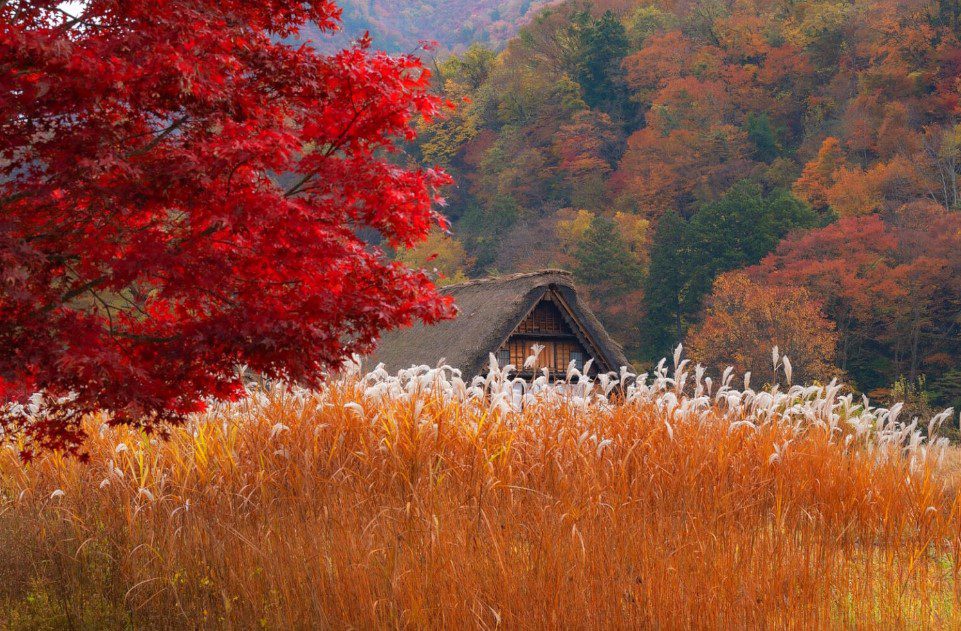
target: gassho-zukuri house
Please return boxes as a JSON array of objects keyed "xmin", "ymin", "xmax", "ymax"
[{"xmin": 367, "ymin": 270, "xmax": 629, "ymax": 380}]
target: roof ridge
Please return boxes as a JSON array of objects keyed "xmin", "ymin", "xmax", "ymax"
[{"xmin": 442, "ymin": 269, "xmax": 574, "ymax": 290}]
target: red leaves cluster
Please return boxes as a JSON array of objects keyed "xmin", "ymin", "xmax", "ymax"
[
  {"xmin": 0, "ymin": 1, "xmax": 455, "ymax": 456},
  {"xmin": 750, "ymin": 205, "xmax": 961, "ymax": 382}
]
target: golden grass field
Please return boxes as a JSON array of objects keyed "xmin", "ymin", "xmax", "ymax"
[{"xmin": 1, "ymin": 360, "xmax": 960, "ymax": 629}]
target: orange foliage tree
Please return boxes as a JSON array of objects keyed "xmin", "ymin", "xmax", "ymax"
[
  {"xmin": 687, "ymin": 272, "xmax": 841, "ymax": 386},
  {"xmin": 553, "ymin": 111, "xmax": 620, "ymax": 209},
  {"xmin": 793, "ymin": 137, "xmax": 845, "ymax": 213},
  {"xmin": 613, "ymin": 126, "xmax": 751, "ymax": 216}
]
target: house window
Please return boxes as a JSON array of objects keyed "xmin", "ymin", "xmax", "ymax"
[
  {"xmin": 500, "ymin": 297, "xmax": 597, "ymax": 376},
  {"xmin": 571, "ymin": 350, "xmax": 585, "ymax": 371}
]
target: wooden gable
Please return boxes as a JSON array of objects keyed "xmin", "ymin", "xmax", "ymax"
[{"xmin": 496, "ymin": 292, "xmax": 601, "ymax": 377}]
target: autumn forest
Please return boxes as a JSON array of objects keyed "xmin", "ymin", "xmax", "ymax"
[
  {"xmin": 7, "ymin": 2, "xmax": 961, "ymax": 627},
  {"xmin": 388, "ymin": 0, "xmax": 961, "ymax": 410}
]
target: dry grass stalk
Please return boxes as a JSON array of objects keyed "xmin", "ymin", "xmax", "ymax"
[{"xmin": 1, "ymin": 355, "xmax": 960, "ymax": 628}]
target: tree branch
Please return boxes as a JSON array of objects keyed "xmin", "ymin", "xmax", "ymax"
[
  {"xmin": 285, "ymin": 108, "xmax": 366, "ymax": 198},
  {"xmin": 112, "ymin": 331, "xmax": 177, "ymax": 344},
  {"xmin": 40, "ymin": 274, "xmax": 111, "ymax": 314},
  {"xmin": 125, "ymin": 115, "xmax": 189, "ymax": 158},
  {"xmin": 0, "ymin": 191, "xmax": 28, "ymax": 207},
  {"xmin": 55, "ymin": 7, "xmax": 105, "ymax": 31}
]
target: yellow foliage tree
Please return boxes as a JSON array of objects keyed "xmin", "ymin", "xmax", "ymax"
[
  {"xmin": 555, "ymin": 209, "xmax": 596, "ymax": 252},
  {"xmin": 613, "ymin": 211, "xmax": 650, "ymax": 264},
  {"xmin": 396, "ymin": 230, "xmax": 471, "ymax": 286}
]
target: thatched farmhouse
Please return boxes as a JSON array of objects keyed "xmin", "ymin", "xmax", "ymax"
[{"xmin": 368, "ymin": 270, "xmax": 629, "ymax": 379}]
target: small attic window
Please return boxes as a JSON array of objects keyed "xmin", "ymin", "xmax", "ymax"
[
  {"xmin": 571, "ymin": 350, "xmax": 585, "ymax": 371},
  {"xmin": 496, "ymin": 347, "xmax": 510, "ymax": 368}
]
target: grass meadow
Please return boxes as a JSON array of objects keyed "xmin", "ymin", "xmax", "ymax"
[{"xmin": 1, "ymin": 358, "xmax": 961, "ymax": 629}]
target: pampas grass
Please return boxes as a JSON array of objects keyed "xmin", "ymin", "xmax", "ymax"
[{"xmin": 1, "ymin": 353, "xmax": 960, "ymax": 628}]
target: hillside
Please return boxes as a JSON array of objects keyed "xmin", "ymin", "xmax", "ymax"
[
  {"xmin": 406, "ymin": 0, "xmax": 961, "ymax": 404},
  {"xmin": 301, "ymin": 0, "xmax": 563, "ymax": 53}
]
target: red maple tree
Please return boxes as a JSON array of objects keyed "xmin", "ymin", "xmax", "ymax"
[{"xmin": 0, "ymin": 1, "xmax": 455, "ymax": 456}]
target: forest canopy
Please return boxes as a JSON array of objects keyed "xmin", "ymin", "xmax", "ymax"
[{"xmin": 410, "ymin": 0, "xmax": 961, "ymax": 404}]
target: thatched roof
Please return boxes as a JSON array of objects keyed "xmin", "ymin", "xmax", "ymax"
[{"xmin": 367, "ymin": 270, "xmax": 630, "ymax": 377}]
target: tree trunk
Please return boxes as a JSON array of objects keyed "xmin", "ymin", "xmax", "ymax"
[{"xmin": 908, "ymin": 304, "xmax": 922, "ymax": 383}]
